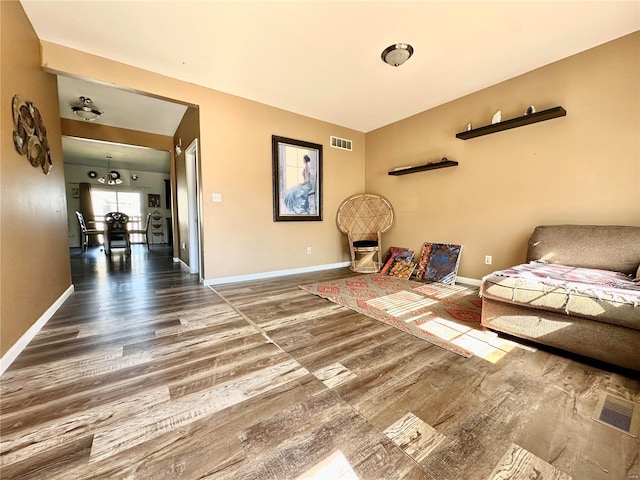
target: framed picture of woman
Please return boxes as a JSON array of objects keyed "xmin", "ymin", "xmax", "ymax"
[{"xmin": 272, "ymin": 135, "xmax": 323, "ymax": 222}]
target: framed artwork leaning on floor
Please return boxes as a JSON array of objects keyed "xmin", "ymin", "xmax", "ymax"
[{"xmin": 415, "ymin": 243, "xmax": 462, "ymax": 285}]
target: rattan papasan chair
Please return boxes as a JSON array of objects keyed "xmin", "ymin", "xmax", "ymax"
[{"xmin": 336, "ymin": 193, "xmax": 394, "ymax": 273}]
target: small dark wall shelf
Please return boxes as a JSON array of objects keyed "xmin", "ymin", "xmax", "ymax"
[
  {"xmin": 388, "ymin": 159, "xmax": 458, "ymax": 176},
  {"xmin": 456, "ymin": 106, "xmax": 566, "ymax": 140}
]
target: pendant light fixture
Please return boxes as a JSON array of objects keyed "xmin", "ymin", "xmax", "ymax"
[
  {"xmin": 97, "ymin": 155, "xmax": 122, "ymax": 185},
  {"xmin": 71, "ymin": 96, "xmax": 102, "ymax": 121},
  {"xmin": 381, "ymin": 43, "xmax": 414, "ymax": 67}
]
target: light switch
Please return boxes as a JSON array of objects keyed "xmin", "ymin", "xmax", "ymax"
[{"xmin": 212, "ymin": 193, "xmax": 222, "ymax": 203}]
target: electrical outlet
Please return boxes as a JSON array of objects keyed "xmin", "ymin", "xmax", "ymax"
[
  {"xmin": 306, "ymin": 246, "xmax": 312, "ymax": 254},
  {"xmin": 485, "ymin": 255, "xmax": 492, "ymax": 265}
]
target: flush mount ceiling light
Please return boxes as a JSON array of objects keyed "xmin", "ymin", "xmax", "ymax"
[
  {"xmin": 97, "ymin": 155, "xmax": 122, "ymax": 185},
  {"xmin": 381, "ymin": 43, "xmax": 414, "ymax": 67},
  {"xmin": 71, "ymin": 96, "xmax": 102, "ymax": 121}
]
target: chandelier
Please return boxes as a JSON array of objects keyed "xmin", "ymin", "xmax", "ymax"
[{"xmin": 97, "ymin": 156, "xmax": 122, "ymax": 185}]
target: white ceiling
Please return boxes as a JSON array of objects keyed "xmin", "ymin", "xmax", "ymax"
[
  {"xmin": 62, "ymin": 136, "xmax": 171, "ymax": 174},
  {"xmin": 58, "ymin": 76, "xmax": 188, "ymax": 137},
  {"xmin": 21, "ymin": 0, "xmax": 639, "ymax": 135}
]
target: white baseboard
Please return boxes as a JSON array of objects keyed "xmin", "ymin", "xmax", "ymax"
[
  {"xmin": 0, "ymin": 284, "xmax": 74, "ymax": 376},
  {"xmin": 172, "ymin": 257, "xmax": 181, "ymax": 263},
  {"xmin": 203, "ymin": 263, "xmax": 481, "ymax": 287},
  {"xmin": 456, "ymin": 275, "xmax": 482, "ymax": 287},
  {"xmin": 204, "ymin": 262, "xmax": 351, "ymax": 286},
  {"xmin": 179, "ymin": 259, "xmax": 191, "ymax": 273},
  {"xmin": 179, "ymin": 259, "xmax": 200, "ymax": 275}
]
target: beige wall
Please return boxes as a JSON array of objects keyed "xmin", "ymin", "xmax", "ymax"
[
  {"xmin": 61, "ymin": 118, "xmax": 173, "ymax": 152},
  {"xmin": 1, "ymin": 2, "xmax": 72, "ymax": 356},
  {"xmin": 366, "ymin": 32, "xmax": 640, "ymax": 280},
  {"xmin": 41, "ymin": 42, "xmax": 366, "ymax": 281},
  {"xmin": 5, "ymin": 3, "xmax": 634, "ymax": 361}
]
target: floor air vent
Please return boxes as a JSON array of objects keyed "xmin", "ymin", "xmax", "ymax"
[
  {"xmin": 592, "ymin": 393, "xmax": 639, "ymax": 437},
  {"xmin": 330, "ymin": 136, "xmax": 352, "ymax": 151}
]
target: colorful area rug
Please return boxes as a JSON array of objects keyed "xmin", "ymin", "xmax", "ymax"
[{"xmin": 300, "ymin": 274, "xmax": 486, "ymax": 358}]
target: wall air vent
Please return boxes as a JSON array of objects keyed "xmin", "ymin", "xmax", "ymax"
[{"xmin": 330, "ymin": 136, "xmax": 353, "ymax": 151}]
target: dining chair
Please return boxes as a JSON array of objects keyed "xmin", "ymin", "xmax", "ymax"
[
  {"xmin": 128, "ymin": 212, "xmax": 151, "ymax": 249},
  {"xmin": 104, "ymin": 211, "xmax": 131, "ymax": 255},
  {"xmin": 75, "ymin": 211, "xmax": 102, "ymax": 253},
  {"xmin": 336, "ymin": 193, "xmax": 394, "ymax": 273}
]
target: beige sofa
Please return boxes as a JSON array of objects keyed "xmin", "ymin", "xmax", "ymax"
[{"xmin": 480, "ymin": 225, "xmax": 640, "ymax": 370}]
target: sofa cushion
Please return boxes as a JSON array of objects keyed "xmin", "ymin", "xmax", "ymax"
[
  {"xmin": 481, "ymin": 298, "xmax": 640, "ymax": 370},
  {"xmin": 481, "ymin": 261, "xmax": 640, "ymax": 330},
  {"xmin": 526, "ymin": 225, "xmax": 640, "ymax": 275}
]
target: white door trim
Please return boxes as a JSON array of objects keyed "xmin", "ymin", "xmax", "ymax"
[{"xmin": 185, "ymin": 139, "xmax": 201, "ymax": 278}]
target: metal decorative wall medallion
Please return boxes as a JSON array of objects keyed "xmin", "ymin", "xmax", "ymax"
[{"xmin": 12, "ymin": 95, "xmax": 52, "ymax": 175}]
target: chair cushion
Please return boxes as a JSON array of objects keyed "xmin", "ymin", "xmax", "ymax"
[{"xmin": 353, "ymin": 240, "xmax": 378, "ymax": 248}]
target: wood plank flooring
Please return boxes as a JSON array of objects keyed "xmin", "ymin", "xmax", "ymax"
[{"xmin": 1, "ymin": 245, "xmax": 639, "ymax": 479}]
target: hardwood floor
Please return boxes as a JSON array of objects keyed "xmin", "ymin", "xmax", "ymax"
[{"xmin": 1, "ymin": 246, "xmax": 639, "ymax": 479}]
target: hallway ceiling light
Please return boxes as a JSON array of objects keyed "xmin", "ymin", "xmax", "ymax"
[
  {"xmin": 71, "ymin": 96, "xmax": 102, "ymax": 121},
  {"xmin": 381, "ymin": 43, "xmax": 414, "ymax": 67},
  {"xmin": 97, "ymin": 155, "xmax": 122, "ymax": 185}
]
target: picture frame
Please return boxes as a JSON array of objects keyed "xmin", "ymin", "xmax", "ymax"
[
  {"xmin": 148, "ymin": 193, "xmax": 161, "ymax": 208},
  {"xmin": 272, "ymin": 135, "xmax": 322, "ymax": 222},
  {"xmin": 415, "ymin": 243, "xmax": 463, "ymax": 285},
  {"xmin": 380, "ymin": 246, "xmax": 414, "ymax": 275},
  {"xmin": 71, "ymin": 187, "xmax": 80, "ymax": 198}
]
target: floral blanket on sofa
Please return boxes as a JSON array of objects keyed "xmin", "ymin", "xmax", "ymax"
[{"xmin": 493, "ymin": 261, "xmax": 640, "ymax": 307}]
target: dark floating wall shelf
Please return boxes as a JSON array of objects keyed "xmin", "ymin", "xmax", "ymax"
[
  {"xmin": 456, "ymin": 106, "xmax": 567, "ymax": 140},
  {"xmin": 388, "ymin": 159, "xmax": 458, "ymax": 176}
]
